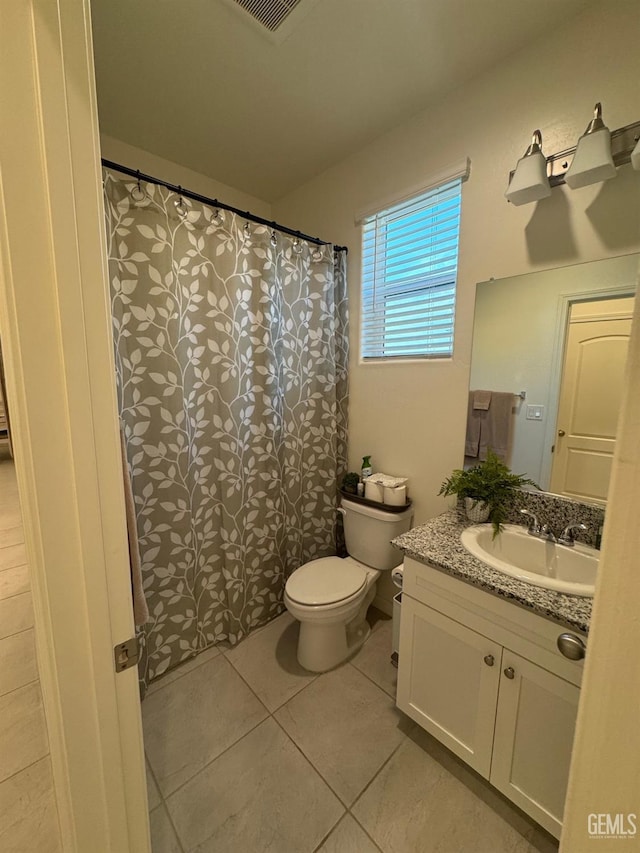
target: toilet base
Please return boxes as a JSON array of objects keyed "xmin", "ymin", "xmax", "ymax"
[
  {"xmin": 297, "ymin": 617, "xmax": 371, "ymax": 672},
  {"xmin": 295, "ymin": 583, "xmax": 376, "ymax": 673}
]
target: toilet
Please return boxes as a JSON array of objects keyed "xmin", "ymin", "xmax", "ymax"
[{"xmin": 284, "ymin": 497, "xmax": 413, "ymax": 672}]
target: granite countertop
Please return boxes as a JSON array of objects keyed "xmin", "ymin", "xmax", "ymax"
[{"xmin": 392, "ymin": 509, "xmax": 591, "ymax": 634}]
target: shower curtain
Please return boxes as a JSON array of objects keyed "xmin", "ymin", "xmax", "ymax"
[{"xmin": 103, "ymin": 172, "xmax": 349, "ymax": 683}]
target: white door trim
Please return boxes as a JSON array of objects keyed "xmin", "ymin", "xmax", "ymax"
[{"xmin": 0, "ymin": 1, "xmax": 149, "ymax": 850}]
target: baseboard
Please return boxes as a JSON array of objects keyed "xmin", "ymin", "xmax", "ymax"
[{"xmin": 372, "ymin": 593, "xmax": 393, "ymax": 617}]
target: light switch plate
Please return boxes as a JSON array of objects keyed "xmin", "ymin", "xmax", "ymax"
[{"xmin": 526, "ymin": 405, "xmax": 544, "ymax": 421}]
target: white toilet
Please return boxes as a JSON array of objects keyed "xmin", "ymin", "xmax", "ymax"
[{"xmin": 284, "ymin": 497, "xmax": 413, "ymax": 672}]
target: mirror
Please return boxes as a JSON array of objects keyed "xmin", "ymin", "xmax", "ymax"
[{"xmin": 469, "ymin": 253, "xmax": 638, "ymax": 503}]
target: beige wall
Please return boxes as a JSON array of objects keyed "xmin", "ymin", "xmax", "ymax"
[
  {"xmin": 273, "ymin": 3, "xmax": 640, "ymax": 537},
  {"xmin": 100, "ymin": 135, "xmax": 273, "ymax": 221}
]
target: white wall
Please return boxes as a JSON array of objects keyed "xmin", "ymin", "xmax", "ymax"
[
  {"xmin": 470, "ymin": 255, "xmax": 638, "ymax": 487},
  {"xmin": 273, "ymin": 3, "xmax": 640, "ymax": 536},
  {"xmin": 100, "ymin": 135, "xmax": 272, "ymax": 220}
]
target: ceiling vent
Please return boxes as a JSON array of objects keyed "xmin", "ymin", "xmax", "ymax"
[
  {"xmin": 222, "ymin": 0, "xmax": 321, "ymax": 43},
  {"xmin": 232, "ymin": 0, "xmax": 303, "ymax": 33}
]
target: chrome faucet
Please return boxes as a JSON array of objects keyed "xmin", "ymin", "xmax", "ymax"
[
  {"xmin": 558, "ymin": 522, "xmax": 588, "ymax": 547},
  {"xmin": 519, "ymin": 509, "xmax": 540, "ymax": 536},
  {"xmin": 540, "ymin": 523, "xmax": 557, "ymax": 542}
]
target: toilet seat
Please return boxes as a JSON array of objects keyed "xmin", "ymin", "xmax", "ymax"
[{"xmin": 286, "ymin": 557, "xmax": 367, "ymax": 606}]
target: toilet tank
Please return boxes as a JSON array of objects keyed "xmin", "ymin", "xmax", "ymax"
[{"xmin": 341, "ymin": 497, "xmax": 413, "ymax": 571}]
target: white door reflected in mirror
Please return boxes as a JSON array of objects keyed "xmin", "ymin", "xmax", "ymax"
[{"xmin": 550, "ymin": 298, "xmax": 633, "ymax": 503}]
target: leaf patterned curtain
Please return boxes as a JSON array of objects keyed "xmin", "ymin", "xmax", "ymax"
[{"xmin": 103, "ymin": 171, "xmax": 349, "ymax": 684}]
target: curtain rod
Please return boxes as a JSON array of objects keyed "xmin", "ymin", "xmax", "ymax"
[{"xmin": 101, "ymin": 159, "xmax": 348, "ymax": 254}]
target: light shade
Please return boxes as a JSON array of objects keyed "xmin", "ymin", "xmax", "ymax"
[
  {"xmin": 565, "ymin": 103, "xmax": 616, "ymax": 189},
  {"xmin": 631, "ymin": 136, "xmax": 640, "ymax": 171},
  {"xmin": 505, "ymin": 130, "xmax": 551, "ymax": 206}
]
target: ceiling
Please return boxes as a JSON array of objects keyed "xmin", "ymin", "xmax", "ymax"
[{"xmin": 91, "ymin": 0, "xmax": 591, "ymax": 202}]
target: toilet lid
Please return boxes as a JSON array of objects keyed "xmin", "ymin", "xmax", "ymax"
[{"xmin": 286, "ymin": 557, "xmax": 367, "ymax": 606}]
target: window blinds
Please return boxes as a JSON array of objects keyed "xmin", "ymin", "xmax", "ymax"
[{"xmin": 360, "ymin": 178, "xmax": 462, "ymax": 360}]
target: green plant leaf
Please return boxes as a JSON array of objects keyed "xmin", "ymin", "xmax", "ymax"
[{"xmin": 438, "ymin": 450, "xmax": 539, "ymax": 536}]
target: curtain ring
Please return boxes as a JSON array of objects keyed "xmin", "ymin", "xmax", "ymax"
[
  {"xmin": 211, "ymin": 207, "xmax": 224, "ymax": 226},
  {"xmin": 311, "ymin": 245, "xmax": 324, "ymax": 262},
  {"xmin": 131, "ymin": 170, "xmax": 146, "ymax": 202},
  {"xmin": 292, "ymin": 237, "xmax": 303, "ymax": 255},
  {"xmin": 243, "ymin": 221, "xmax": 251, "ymax": 239},
  {"xmin": 174, "ymin": 187, "xmax": 187, "ymax": 218},
  {"xmin": 270, "ymin": 230, "xmax": 278, "ymax": 247}
]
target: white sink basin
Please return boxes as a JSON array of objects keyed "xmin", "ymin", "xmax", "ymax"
[{"xmin": 460, "ymin": 524, "xmax": 598, "ymax": 597}]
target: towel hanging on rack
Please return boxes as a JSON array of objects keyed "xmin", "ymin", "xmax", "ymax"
[{"xmin": 465, "ymin": 390, "xmax": 514, "ymax": 463}]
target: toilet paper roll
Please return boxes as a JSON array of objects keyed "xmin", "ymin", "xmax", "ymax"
[
  {"xmin": 384, "ymin": 485, "xmax": 407, "ymax": 506},
  {"xmin": 364, "ymin": 480, "xmax": 384, "ymax": 502},
  {"xmin": 391, "ymin": 564, "xmax": 404, "ymax": 589}
]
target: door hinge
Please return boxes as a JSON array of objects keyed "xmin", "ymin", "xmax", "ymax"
[{"xmin": 114, "ymin": 634, "xmax": 143, "ymax": 673}]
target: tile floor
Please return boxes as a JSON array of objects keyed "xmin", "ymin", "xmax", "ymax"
[
  {"xmin": 0, "ymin": 454, "xmax": 61, "ymax": 851},
  {"xmin": 143, "ymin": 610, "xmax": 559, "ymax": 853}
]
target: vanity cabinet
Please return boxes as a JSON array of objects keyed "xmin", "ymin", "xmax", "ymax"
[{"xmin": 397, "ymin": 557, "xmax": 583, "ymax": 839}]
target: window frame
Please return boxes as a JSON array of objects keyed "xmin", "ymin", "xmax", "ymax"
[{"xmin": 357, "ymin": 161, "xmax": 469, "ymax": 364}]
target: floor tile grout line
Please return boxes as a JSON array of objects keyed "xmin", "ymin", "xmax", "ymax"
[
  {"xmin": 346, "ymin": 658, "xmax": 397, "ymax": 702},
  {"xmin": 145, "ymin": 648, "xmax": 224, "ymax": 696},
  {"xmin": 271, "ymin": 700, "xmax": 412, "ymax": 818},
  {"xmin": 346, "ymin": 809, "xmax": 386, "ymax": 853},
  {"xmin": 151, "ymin": 626, "xmax": 403, "ymax": 805},
  {"xmin": 156, "ymin": 712, "xmax": 271, "ymax": 802},
  {"xmin": 0, "ymin": 624, "xmax": 35, "ymax": 642},
  {"xmin": 145, "ymin": 758, "xmax": 187, "ymax": 853},
  {"xmin": 0, "ymin": 562, "xmax": 28, "ymax": 574},
  {"xmin": 222, "ymin": 633, "xmax": 320, "ymax": 714},
  {"xmin": 269, "ymin": 713, "xmax": 351, "ymax": 810},
  {"xmin": 347, "ymin": 735, "xmax": 408, "ymax": 814},
  {"xmin": 142, "ymin": 612, "xmax": 405, "ymax": 852},
  {"xmin": 0, "ymin": 588, "xmax": 30, "ymax": 602},
  {"xmin": 309, "ymin": 812, "xmax": 347, "ymax": 853},
  {"xmin": 0, "ymin": 750, "xmax": 51, "ymax": 787},
  {"xmin": 146, "ymin": 636, "xmax": 278, "ymax": 801},
  {"xmin": 0, "ymin": 675, "xmax": 41, "ymax": 700},
  {"xmin": 0, "ymin": 589, "xmax": 31, "ymax": 606},
  {"xmin": 147, "ymin": 611, "xmax": 288, "ymax": 697},
  {"xmin": 215, "ymin": 650, "xmax": 276, "ymax": 716},
  {"xmin": 158, "ymin": 800, "xmax": 187, "ymax": 853}
]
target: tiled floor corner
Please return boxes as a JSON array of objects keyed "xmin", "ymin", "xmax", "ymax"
[{"xmin": 143, "ymin": 608, "xmax": 559, "ymax": 853}]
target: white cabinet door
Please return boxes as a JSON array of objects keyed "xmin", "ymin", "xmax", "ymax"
[
  {"xmin": 397, "ymin": 595, "xmax": 502, "ymax": 777},
  {"xmin": 491, "ymin": 651, "xmax": 580, "ymax": 839}
]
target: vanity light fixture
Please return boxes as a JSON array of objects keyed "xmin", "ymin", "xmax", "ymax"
[
  {"xmin": 505, "ymin": 106, "xmax": 640, "ymax": 204},
  {"xmin": 504, "ymin": 130, "xmax": 551, "ymax": 206},
  {"xmin": 564, "ymin": 103, "xmax": 616, "ymax": 189}
]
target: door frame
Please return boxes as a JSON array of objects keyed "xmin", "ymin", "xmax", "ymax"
[
  {"xmin": 0, "ymin": 1, "xmax": 149, "ymax": 851},
  {"xmin": 540, "ymin": 282, "xmax": 637, "ymax": 490}
]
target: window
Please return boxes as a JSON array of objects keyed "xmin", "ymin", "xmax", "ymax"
[{"xmin": 360, "ymin": 177, "xmax": 463, "ymax": 360}]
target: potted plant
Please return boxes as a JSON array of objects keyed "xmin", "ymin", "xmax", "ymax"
[
  {"xmin": 341, "ymin": 472, "xmax": 361, "ymax": 495},
  {"xmin": 438, "ymin": 450, "xmax": 538, "ymax": 536}
]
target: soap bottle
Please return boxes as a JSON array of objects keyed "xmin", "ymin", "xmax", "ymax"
[{"xmin": 361, "ymin": 455, "xmax": 373, "ymax": 480}]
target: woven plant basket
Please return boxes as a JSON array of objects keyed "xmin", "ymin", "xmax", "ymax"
[{"xmin": 464, "ymin": 497, "xmax": 491, "ymax": 523}]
